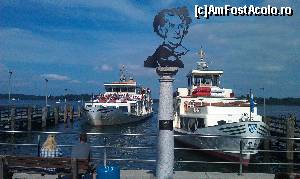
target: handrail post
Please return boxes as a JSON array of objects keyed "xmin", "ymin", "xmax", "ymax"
[
  {"xmin": 104, "ymin": 137, "xmax": 107, "ymax": 167},
  {"xmin": 239, "ymin": 138, "xmax": 243, "ymax": 176},
  {"xmin": 37, "ymin": 135, "xmax": 41, "ymax": 156},
  {"xmin": 71, "ymin": 158, "xmax": 78, "ymax": 179}
]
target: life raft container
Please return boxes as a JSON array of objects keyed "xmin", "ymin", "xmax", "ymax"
[{"xmin": 192, "ymin": 87, "xmax": 211, "ymax": 97}]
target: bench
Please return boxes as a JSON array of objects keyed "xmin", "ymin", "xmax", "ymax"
[{"xmin": 0, "ymin": 155, "xmax": 91, "ymax": 179}]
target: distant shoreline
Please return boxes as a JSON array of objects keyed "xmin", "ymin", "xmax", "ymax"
[{"xmin": 1, "ymin": 94, "xmax": 300, "ymax": 106}]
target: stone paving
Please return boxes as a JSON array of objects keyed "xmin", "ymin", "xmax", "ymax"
[{"xmin": 13, "ymin": 170, "xmax": 277, "ymax": 179}]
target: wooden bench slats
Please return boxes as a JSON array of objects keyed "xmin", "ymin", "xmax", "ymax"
[{"xmin": 1, "ymin": 156, "xmax": 90, "ymax": 177}]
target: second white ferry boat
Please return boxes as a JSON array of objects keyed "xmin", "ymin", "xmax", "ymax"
[
  {"xmin": 173, "ymin": 48, "xmax": 269, "ymax": 165},
  {"xmin": 84, "ymin": 66, "xmax": 153, "ymax": 126}
]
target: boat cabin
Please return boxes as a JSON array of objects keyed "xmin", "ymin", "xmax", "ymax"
[
  {"xmin": 104, "ymin": 81, "xmax": 142, "ymax": 95},
  {"xmin": 177, "ymin": 48, "xmax": 233, "ymax": 98},
  {"xmin": 187, "ymin": 70, "xmax": 223, "ymax": 90}
]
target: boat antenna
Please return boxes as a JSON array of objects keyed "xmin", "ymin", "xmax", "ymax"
[
  {"xmin": 120, "ymin": 65, "xmax": 127, "ymax": 82},
  {"xmin": 128, "ymin": 73, "xmax": 134, "ymax": 81},
  {"xmin": 197, "ymin": 46, "xmax": 208, "ymax": 70}
]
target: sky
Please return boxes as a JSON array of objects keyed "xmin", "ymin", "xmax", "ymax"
[{"xmin": 0, "ymin": 0, "xmax": 299, "ymax": 98}]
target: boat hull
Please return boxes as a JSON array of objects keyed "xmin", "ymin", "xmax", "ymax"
[
  {"xmin": 175, "ymin": 121, "xmax": 269, "ymax": 165},
  {"xmin": 83, "ymin": 107, "xmax": 152, "ymax": 126}
]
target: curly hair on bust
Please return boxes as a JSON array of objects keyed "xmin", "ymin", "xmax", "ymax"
[{"xmin": 153, "ymin": 6, "xmax": 192, "ymax": 38}]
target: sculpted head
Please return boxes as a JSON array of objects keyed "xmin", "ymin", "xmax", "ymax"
[{"xmin": 153, "ymin": 7, "xmax": 191, "ymax": 48}]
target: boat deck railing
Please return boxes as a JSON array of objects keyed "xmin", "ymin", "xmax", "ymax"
[{"xmin": 0, "ymin": 130, "xmax": 299, "ymax": 175}]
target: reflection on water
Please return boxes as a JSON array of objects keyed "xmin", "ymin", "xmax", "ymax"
[{"xmin": 0, "ymin": 100, "xmax": 299, "ymax": 172}]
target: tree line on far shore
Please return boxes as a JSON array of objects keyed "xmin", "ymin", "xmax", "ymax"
[{"xmin": 1, "ymin": 94, "xmax": 300, "ymax": 106}]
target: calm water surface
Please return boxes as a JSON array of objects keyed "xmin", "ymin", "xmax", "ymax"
[{"xmin": 0, "ymin": 99, "xmax": 299, "ymax": 173}]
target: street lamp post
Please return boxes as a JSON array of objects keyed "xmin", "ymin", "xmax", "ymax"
[
  {"xmin": 8, "ymin": 71, "xmax": 13, "ymax": 105},
  {"xmin": 64, "ymin": 88, "xmax": 68, "ymax": 103},
  {"xmin": 45, "ymin": 79, "xmax": 48, "ymax": 107}
]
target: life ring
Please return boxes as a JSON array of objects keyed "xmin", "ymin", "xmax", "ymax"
[{"xmin": 184, "ymin": 101, "xmax": 189, "ymax": 112}]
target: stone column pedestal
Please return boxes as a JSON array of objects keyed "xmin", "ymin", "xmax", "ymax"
[{"xmin": 156, "ymin": 67, "xmax": 178, "ymax": 179}]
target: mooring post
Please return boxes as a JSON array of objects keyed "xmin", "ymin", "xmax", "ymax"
[
  {"xmin": 42, "ymin": 107, "xmax": 47, "ymax": 128},
  {"xmin": 156, "ymin": 67, "xmax": 178, "ymax": 179},
  {"xmin": 286, "ymin": 115, "xmax": 295, "ymax": 161},
  {"xmin": 64, "ymin": 105, "xmax": 68, "ymax": 123},
  {"xmin": 54, "ymin": 107, "xmax": 59, "ymax": 125},
  {"xmin": 77, "ymin": 105, "xmax": 81, "ymax": 118},
  {"xmin": 27, "ymin": 107, "xmax": 32, "ymax": 131},
  {"xmin": 10, "ymin": 107, "xmax": 16, "ymax": 131},
  {"xmin": 70, "ymin": 105, "xmax": 74, "ymax": 122}
]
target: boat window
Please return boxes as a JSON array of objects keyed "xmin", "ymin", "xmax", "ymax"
[
  {"xmin": 136, "ymin": 87, "xmax": 141, "ymax": 94},
  {"xmin": 119, "ymin": 106, "xmax": 128, "ymax": 112},
  {"xmin": 128, "ymin": 87, "xmax": 135, "ymax": 92},
  {"xmin": 105, "ymin": 87, "xmax": 112, "ymax": 92},
  {"xmin": 86, "ymin": 105, "xmax": 92, "ymax": 107},
  {"xmin": 196, "ymin": 118, "xmax": 205, "ymax": 128},
  {"xmin": 193, "ymin": 75, "xmax": 212, "ymax": 86},
  {"xmin": 114, "ymin": 87, "xmax": 120, "ymax": 92},
  {"xmin": 212, "ymin": 75, "xmax": 219, "ymax": 86},
  {"xmin": 107, "ymin": 106, "xmax": 116, "ymax": 109},
  {"xmin": 193, "ymin": 76, "xmax": 202, "ymax": 86},
  {"xmin": 130, "ymin": 105, "xmax": 136, "ymax": 114},
  {"xmin": 121, "ymin": 87, "xmax": 127, "ymax": 92}
]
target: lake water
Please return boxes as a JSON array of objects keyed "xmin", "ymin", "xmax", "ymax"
[{"xmin": 0, "ymin": 99, "xmax": 299, "ymax": 173}]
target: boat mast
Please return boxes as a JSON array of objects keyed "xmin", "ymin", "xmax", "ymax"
[
  {"xmin": 197, "ymin": 47, "xmax": 208, "ymax": 70},
  {"xmin": 120, "ymin": 65, "xmax": 127, "ymax": 82}
]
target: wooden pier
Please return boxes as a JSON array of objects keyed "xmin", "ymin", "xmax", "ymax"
[
  {"xmin": 264, "ymin": 115, "xmax": 300, "ymax": 161},
  {"xmin": 0, "ymin": 105, "xmax": 83, "ymax": 130}
]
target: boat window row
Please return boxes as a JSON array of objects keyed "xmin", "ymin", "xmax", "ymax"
[
  {"xmin": 180, "ymin": 117, "xmax": 205, "ymax": 132},
  {"xmin": 187, "ymin": 75, "xmax": 220, "ymax": 87},
  {"xmin": 105, "ymin": 86, "xmax": 136, "ymax": 93}
]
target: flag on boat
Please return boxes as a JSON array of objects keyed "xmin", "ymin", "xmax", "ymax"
[{"xmin": 250, "ymin": 93, "xmax": 255, "ymax": 113}]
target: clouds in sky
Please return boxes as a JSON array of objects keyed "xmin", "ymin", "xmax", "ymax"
[
  {"xmin": 41, "ymin": 74, "xmax": 70, "ymax": 81},
  {"xmin": 94, "ymin": 64, "xmax": 113, "ymax": 72},
  {"xmin": 0, "ymin": 0, "xmax": 299, "ymax": 97}
]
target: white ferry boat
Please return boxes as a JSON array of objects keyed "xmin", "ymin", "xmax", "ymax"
[
  {"xmin": 173, "ymin": 48, "xmax": 269, "ymax": 165},
  {"xmin": 83, "ymin": 66, "xmax": 153, "ymax": 126}
]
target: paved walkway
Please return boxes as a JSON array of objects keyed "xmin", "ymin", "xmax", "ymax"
[{"xmin": 13, "ymin": 170, "xmax": 276, "ymax": 179}]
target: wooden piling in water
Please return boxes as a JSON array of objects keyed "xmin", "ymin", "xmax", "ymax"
[
  {"xmin": 42, "ymin": 107, "xmax": 47, "ymax": 128},
  {"xmin": 54, "ymin": 107, "xmax": 59, "ymax": 125},
  {"xmin": 77, "ymin": 105, "xmax": 81, "ymax": 118},
  {"xmin": 10, "ymin": 107, "xmax": 15, "ymax": 131},
  {"xmin": 286, "ymin": 115, "xmax": 295, "ymax": 161},
  {"xmin": 27, "ymin": 107, "xmax": 32, "ymax": 131},
  {"xmin": 70, "ymin": 106, "xmax": 74, "ymax": 122},
  {"xmin": 64, "ymin": 105, "xmax": 68, "ymax": 123}
]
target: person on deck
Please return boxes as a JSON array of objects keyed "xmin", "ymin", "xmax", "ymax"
[
  {"xmin": 40, "ymin": 134, "xmax": 63, "ymax": 173},
  {"xmin": 40, "ymin": 134, "xmax": 63, "ymax": 158},
  {"xmin": 71, "ymin": 132, "xmax": 91, "ymax": 160},
  {"xmin": 71, "ymin": 132, "xmax": 93, "ymax": 179}
]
